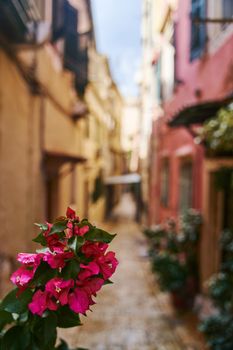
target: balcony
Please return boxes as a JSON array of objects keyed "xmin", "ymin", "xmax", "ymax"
[{"xmin": 0, "ymin": 0, "xmax": 40, "ymax": 43}]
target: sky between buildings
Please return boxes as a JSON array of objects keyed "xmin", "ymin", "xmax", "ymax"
[{"xmin": 92, "ymin": 0, "xmax": 142, "ymax": 98}]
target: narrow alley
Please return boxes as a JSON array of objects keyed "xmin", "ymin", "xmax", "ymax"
[
  {"xmin": 60, "ymin": 194, "xmax": 205, "ymax": 350},
  {"xmin": 0, "ymin": 1, "xmax": 232, "ymax": 350}
]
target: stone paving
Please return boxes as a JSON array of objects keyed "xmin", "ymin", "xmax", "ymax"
[{"xmin": 59, "ymin": 195, "xmax": 206, "ymax": 350}]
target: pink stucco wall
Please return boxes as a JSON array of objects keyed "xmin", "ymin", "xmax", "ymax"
[{"xmin": 149, "ymin": 0, "xmax": 233, "ymax": 225}]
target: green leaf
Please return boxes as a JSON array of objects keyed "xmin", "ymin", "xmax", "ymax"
[
  {"xmin": 0, "ymin": 289, "xmax": 33, "ymax": 314},
  {"xmin": 2, "ymin": 325, "xmax": 31, "ymax": 350},
  {"xmin": 85, "ymin": 228, "xmax": 116, "ymax": 243},
  {"xmin": 32, "ymin": 262, "xmax": 57, "ymax": 286},
  {"xmin": 17, "ymin": 311, "xmax": 29, "ymax": 323},
  {"xmin": 56, "ymin": 339, "xmax": 69, "ymax": 350},
  {"xmin": 103, "ymin": 279, "xmax": 113, "ymax": 285},
  {"xmin": 31, "ymin": 313, "xmax": 57, "ymax": 350},
  {"xmin": 49, "ymin": 220, "xmax": 68, "ymax": 235},
  {"xmin": 76, "ymin": 236, "xmax": 85, "ymax": 250},
  {"xmin": 57, "ymin": 306, "xmax": 81, "ymax": 328},
  {"xmin": 56, "ymin": 340, "xmax": 89, "ymax": 350},
  {"xmin": 62, "ymin": 260, "xmax": 80, "ymax": 280},
  {"xmin": 36, "ymin": 247, "xmax": 49, "ymax": 254},
  {"xmin": 69, "ymin": 236, "xmax": 85, "ymax": 254},
  {"xmin": 32, "ymin": 232, "xmax": 47, "ymax": 246},
  {"xmin": 0, "ymin": 310, "xmax": 13, "ymax": 331},
  {"xmin": 81, "ymin": 218, "xmax": 91, "ymax": 225},
  {"xmin": 34, "ymin": 223, "xmax": 48, "ymax": 232}
]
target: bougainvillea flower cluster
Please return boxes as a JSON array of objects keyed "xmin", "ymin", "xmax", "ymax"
[{"xmin": 0, "ymin": 207, "xmax": 118, "ymax": 349}]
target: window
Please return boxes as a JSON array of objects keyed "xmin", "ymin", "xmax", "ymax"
[
  {"xmin": 222, "ymin": 0, "xmax": 233, "ymax": 29},
  {"xmin": 160, "ymin": 17, "xmax": 175, "ymax": 101},
  {"xmin": 179, "ymin": 161, "xmax": 193, "ymax": 212},
  {"xmin": 190, "ymin": 0, "xmax": 206, "ymax": 60},
  {"xmin": 161, "ymin": 160, "xmax": 169, "ymax": 207},
  {"xmin": 215, "ymin": 168, "xmax": 233, "ymax": 230},
  {"xmin": 155, "ymin": 57, "xmax": 161, "ymax": 103},
  {"xmin": 52, "ymin": 0, "xmax": 65, "ymax": 41},
  {"xmin": 223, "ymin": 0, "xmax": 233, "ymax": 18}
]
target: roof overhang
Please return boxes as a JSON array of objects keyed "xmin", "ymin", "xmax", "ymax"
[
  {"xmin": 104, "ymin": 173, "xmax": 141, "ymax": 185},
  {"xmin": 168, "ymin": 93, "xmax": 233, "ymax": 127},
  {"xmin": 44, "ymin": 151, "xmax": 87, "ymax": 179}
]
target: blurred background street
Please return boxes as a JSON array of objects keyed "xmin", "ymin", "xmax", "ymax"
[{"xmin": 60, "ymin": 193, "xmax": 205, "ymax": 350}]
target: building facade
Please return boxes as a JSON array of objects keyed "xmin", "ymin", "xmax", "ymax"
[
  {"xmin": 0, "ymin": 0, "xmax": 123, "ymax": 296},
  {"xmin": 146, "ymin": 0, "xmax": 233, "ymax": 288}
]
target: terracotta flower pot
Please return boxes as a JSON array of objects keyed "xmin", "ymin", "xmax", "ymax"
[
  {"xmin": 170, "ymin": 291, "xmax": 189, "ymax": 310},
  {"xmin": 170, "ymin": 277, "xmax": 198, "ymax": 311}
]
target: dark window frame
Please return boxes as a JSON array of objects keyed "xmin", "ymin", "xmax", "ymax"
[
  {"xmin": 190, "ymin": 0, "xmax": 206, "ymax": 61},
  {"xmin": 222, "ymin": 0, "xmax": 233, "ymax": 30},
  {"xmin": 179, "ymin": 159, "xmax": 193, "ymax": 213},
  {"xmin": 160, "ymin": 158, "xmax": 170, "ymax": 208}
]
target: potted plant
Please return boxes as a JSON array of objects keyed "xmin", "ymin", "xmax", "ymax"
[
  {"xmin": 199, "ymin": 229, "xmax": 233, "ymax": 349},
  {"xmin": 146, "ymin": 209, "xmax": 202, "ymax": 311},
  {"xmin": 152, "ymin": 252, "xmax": 190, "ymax": 309}
]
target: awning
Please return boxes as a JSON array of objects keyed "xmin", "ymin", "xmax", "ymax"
[
  {"xmin": 44, "ymin": 151, "xmax": 87, "ymax": 178},
  {"xmin": 104, "ymin": 173, "xmax": 141, "ymax": 185},
  {"xmin": 168, "ymin": 93, "xmax": 233, "ymax": 127}
]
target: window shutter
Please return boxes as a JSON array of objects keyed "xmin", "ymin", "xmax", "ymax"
[
  {"xmin": 179, "ymin": 162, "xmax": 193, "ymax": 213},
  {"xmin": 64, "ymin": 1, "xmax": 78, "ymax": 66},
  {"xmin": 52, "ymin": 0, "xmax": 65, "ymax": 41},
  {"xmin": 223, "ymin": 0, "xmax": 233, "ymax": 18},
  {"xmin": 190, "ymin": 0, "xmax": 206, "ymax": 61}
]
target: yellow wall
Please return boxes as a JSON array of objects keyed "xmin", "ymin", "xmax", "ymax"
[
  {"xmin": 0, "ymin": 43, "xmax": 124, "ymax": 296},
  {"xmin": 0, "ymin": 50, "xmax": 45, "ymax": 257},
  {"xmin": 0, "ymin": 46, "xmax": 86, "ymax": 295}
]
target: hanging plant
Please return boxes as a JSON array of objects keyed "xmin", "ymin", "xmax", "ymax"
[
  {"xmin": 0, "ymin": 207, "xmax": 118, "ymax": 350},
  {"xmin": 92, "ymin": 172, "xmax": 105, "ymax": 203},
  {"xmin": 198, "ymin": 107, "xmax": 233, "ymax": 156}
]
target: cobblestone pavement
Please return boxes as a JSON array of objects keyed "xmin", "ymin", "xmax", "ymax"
[{"xmin": 59, "ymin": 195, "xmax": 206, "ymax": 350}]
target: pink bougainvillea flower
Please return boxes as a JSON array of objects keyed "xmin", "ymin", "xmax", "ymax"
[
  {"xmin": 10, "ymin": 206, "xmax": 118, "ymax": 320},
  {"xmin": 43, "ymin": 251, "xmax": 74, "ymax": 269},
  {"xmin": 42, "ymin": 222, "xmax": 53, "ymax": 237},
  {"xmin": 66, "ymin": 207, "xmax": 79, "ymax": 221},
  {"xmin": 10, "ymin": 266, "xmax": 34, "ymax": 288},
  {"xmin": 17, "ymin": 253, "xmax": 43, "ymax": 272},
  {"xmin": 11, "ymin": 254, "xmax": 44, "ymax": 290},
  {"xmin": 66, "ymin": 221, "xmax": 74, "ymax": 238},
  {"xmin": 66, "ymin": 222, "xmax": 81, "ymax": 238},
  {"xmin": 68, "ymin": 277, "xmax": 105, "ymax": 314},
  {"xmin": 45, "ymin": 278, "xmax": 74, "ymax": 305},
  {"xmin": 17, "ymin": 253, "xmax": 39, "ymax": 265},
  {"xmin": 67, "ymin": 223, "xmax": 89, "ymax": 238},
  {"xmin": 77, "ymin": 225, "xmax": 89, "ymax": 236},
  {"xmin": 28, "ymin": 290, "xmax": 58, "ymax": 316},
  {"xmin": 46, "ymin": 234, "xmax": 67, "ymax": 253},
  {"xmin": 77, "ymin": 277, "xmax": 104, "ymax": 297},
  {"xmin": 97, "ymin": 251, "xmax": 118, "ymax": 280},
  {"xmin": 81, "ymin": 242, "xmax": 108, "ymax": 258},
  {"xmin": 42, "ymin": 223, "xmax": 67, "ymax": 253},
  {"xmin": 78, "ymin": 262, "xmax": 100, "ymax": 281},
  {"xmin": 66, "ymin": 207, "xmax": 76, "ymax": 219},
  {"xmin": 68, "ymin": 288, "xmax": 95, "ymax": 314}
]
